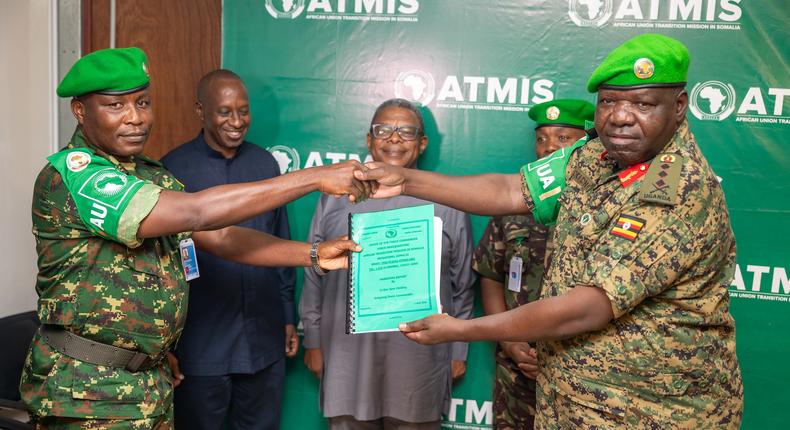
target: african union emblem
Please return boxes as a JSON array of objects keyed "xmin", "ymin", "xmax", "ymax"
[
  {"xmin": 92, "ymin": 171, "xmax": 128, "ymax": 197},
  {"xmin": 568, "ymin": 0, "xmax": 613, "ymax": 27},
  {"xmin": 265, "ymin": 0, "xmax": 305, "ymax": 19},
  {"xmin": 689, "ymin": 80, "xmax": 737, "ymax": 121},
  {"xmin": 268, "ymin": 145, "xmax": 301, "ymax": 174},
  {"xmin": 394, "ymin": 70, "xmax": 436, "ymax": 106}
]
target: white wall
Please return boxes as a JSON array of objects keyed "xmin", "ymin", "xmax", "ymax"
[{"xmin": 0, "ymin": 0, "xmax": 57, "ymax": 317}]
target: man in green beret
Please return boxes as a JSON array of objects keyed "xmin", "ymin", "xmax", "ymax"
[
  {"xmin": 358, "ymin": 33, "xmax": 743, "ymax": 428},
  {"xmin": 21, "ymin": 47, "xmax": 369, "ymax": 429},
  {"xmin": 472, "ymin": 99, "xmax": 593, "ymax": 430}
]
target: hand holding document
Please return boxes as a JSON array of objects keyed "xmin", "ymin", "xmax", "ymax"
[{"xmin": 346, "ymin": 204, "xmax": 442, "ymax": 334}]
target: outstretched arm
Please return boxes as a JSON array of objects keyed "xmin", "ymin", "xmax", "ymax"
[
  {"xmin": 355, "ymin": 163, "xmax": 530, "ymax": 216},
  {"xmin": 139, "ymin": 161, "xmax": 371, "ymax": 238},
  {"xmin": 193, "ymin": 226, "xmax": 360, "ymax": 270},
  {"xmin": 400, "ymin": 285, "xmax": 614, "ymax": 345}
]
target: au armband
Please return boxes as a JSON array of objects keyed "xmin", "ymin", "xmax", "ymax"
[
  {"xmin": 48, "ymin": 148, "xmax": 147, "ymax": 241},
  {"xmin": 520, "ymin": 136, "xmax": 588, "ymax": 225}
]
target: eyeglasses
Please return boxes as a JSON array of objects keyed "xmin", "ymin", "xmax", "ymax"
[{"xmin": 370, "ymin": 124, "xmax": 421, "ymax": 141}]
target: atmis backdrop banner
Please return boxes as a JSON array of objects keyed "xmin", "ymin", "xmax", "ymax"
[{"xmin": 222, "ymin": 1, "xmax": 790, "ymax": 428}]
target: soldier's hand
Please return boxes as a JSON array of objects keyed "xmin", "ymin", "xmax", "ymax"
[
  {"xmin": 354, "ymin": 162, "xmax": 406, "ymax": 199},
  {"xmin": 285, "ymin": 324, "xmax": 299, "ymax": 358},
  {"xmin": 399, "ymin": 313, "xmax": 464, "ymax": 345},
  {"xmin": 304, "ymin": 348, "xmax": 324, "ymax": 378},
  {"xmin": 501, "ymin": 341, "xmax": 538, "ymax": 380},
  {"xmin": 166, "ymin": 352, "xmax": 185, "ymax": 388},
  {"xmin": 451, "ymin": 360, "xmax": 467, "ymax": 382},
  {"xmin": 317, "ymin": 236, "xmax": 362, "ymax": 270},
  {"xmin": 317, "ymin": 160, "xmax": 372, "ymax": 203}
]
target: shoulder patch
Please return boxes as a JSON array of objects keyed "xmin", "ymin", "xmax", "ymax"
[
  {"xmin": 638, "ymin": 153, "xmax": 684, "ymax": 205},
  {"xmin": 66, "ymin": 151, "xmax": 92, "ymax": 172},
  {"xmin": 47, "ymin": 148, "xmax": 147, "ymax": 241}
]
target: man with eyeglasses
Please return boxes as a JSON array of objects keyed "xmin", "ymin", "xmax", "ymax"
[{"xmin": 300, "ymin": 98, "xmax": 476, "ymax": 430}]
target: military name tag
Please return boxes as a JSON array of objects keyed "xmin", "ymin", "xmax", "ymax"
[
  {"xmin": 507, "ymin": 256, "xmax": 523, "ymax": 292},
  {"xmin": 179, "ymin": 238, "xmax": 200, "ymax": 281}
]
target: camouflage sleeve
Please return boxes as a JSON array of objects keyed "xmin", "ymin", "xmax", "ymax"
[
  {"xmin": 576, "ymin": 208, "xmax": 694, "ymax": 318},
  {"xmin": 116, "ymin": 183, "xmax": 162, "ymax": 248},
  {"xmin": 47, "ymin": 149, "xmax": 161, "ymax": 248},
  {"xmin": 472, "ymin": 217, "xmax": 507, "ymax": 282}
]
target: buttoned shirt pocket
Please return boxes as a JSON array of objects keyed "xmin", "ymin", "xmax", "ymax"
[
  {"xmin": 551, "ymin": 374, "xmax": 629, "ymax": 423},
  {"xmin": 39, "ymin": 297, "xmax": 80, "ymax": 326},
  {"xmin": 126, "ymin": 240, "xmax": 164, "ymax": 281},
  {"xmin": 577, "ymin": 208, "xmax": 691, "ymax": 318}
]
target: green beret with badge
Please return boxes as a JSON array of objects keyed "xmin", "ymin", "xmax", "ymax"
[
  {"xmin": 528, "ymin": 99, "xmax": 595, "ymax": 130},
  {"xmin": 586, "ymin": 33, "xmax": 690, "ymax": 92},
  {"xmin": 57, "ymin": 47, "xmax": 150, "ymax": 98}
]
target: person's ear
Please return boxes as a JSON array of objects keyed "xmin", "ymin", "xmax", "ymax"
[
  {"xmin": 366, "ymin": 131, "xmax": 374, "ymax": 152},
  {"xmin": 195, "ymin": 101, "xmax": 205, "ymax": 121},
  {"xmin": 71, "ymin": 98, "xmax": 86, "ymax": 125},
  {"xmin": 418, "ymin": 134, "xmax": 428, "ymax": 154},
  {"xmin": 676, "ymin": 89, "xmax": 689, "ymax": 123}
]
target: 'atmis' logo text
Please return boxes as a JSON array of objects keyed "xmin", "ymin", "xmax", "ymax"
[
  {"xmin": 394, "ymin": 70, "xmax": 555, "ymax": 113},
  {"xmin": 568, "ymin": 0, "xmax": 743, "ymax": 30},
  {"xmin": 266, "ymin": 0, "xmax": 420, "ymax": 22},
  {"xmin": 690, "ymin": 80, "xmax": 790, "ymax": 126}
]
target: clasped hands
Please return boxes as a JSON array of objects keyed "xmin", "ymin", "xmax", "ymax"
[{"xmin": 317, "ymin": 160, "xmax": 405, "ymax": 203}]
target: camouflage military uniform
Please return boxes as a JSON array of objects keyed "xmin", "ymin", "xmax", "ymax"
[
  {"xmin": 20, "ymin": 129, "xmax": 188, "ymax": 428},
  {"xmin": 472, "ymin": 216, "xmax": 550, "ymax": 430},
  {"xmin": 521, "ymin": 121, "xmax": 743, "ymax": 429}
]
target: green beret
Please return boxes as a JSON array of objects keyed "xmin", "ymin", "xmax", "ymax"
[
  {"xmin": 57, "ymin": 47, "xmax": 150, "ymax": 97},
  {"xmin": 586, "ymin": 34, "xmax": 689, "ymax": 93},
  {"xmin": 528, "ymin": 99, "xmax": 595, "ymax": 130}
]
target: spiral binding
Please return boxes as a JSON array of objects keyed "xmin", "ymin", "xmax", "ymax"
[
  {"xmin": 346, "ymin": 213, "xmax": 357, "ymax": 334},
  {"xmin": 347, "ymin": 283, "xmax": 357, "ymax": 334}
]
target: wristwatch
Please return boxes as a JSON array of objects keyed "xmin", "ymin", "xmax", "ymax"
[{"xmin": 310, "ymin": 241, "xmax": 328, "ymax": 276}]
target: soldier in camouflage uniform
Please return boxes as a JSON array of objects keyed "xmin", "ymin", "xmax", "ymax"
[
  {"xmin": 361, "ymin": 34, "xmax": 743, "ymax": 429},
  {"xmin": 472, "ymin": 99, "xmax": 593, "ymax": 430},
  {"xmin": 21, "ymin": 47, "xmax": 367, "ymax": 429}
]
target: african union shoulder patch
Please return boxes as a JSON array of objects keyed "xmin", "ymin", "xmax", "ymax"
[{"xmin": 610, "ymin": 214, "xmax": 646, "ymax": 241}]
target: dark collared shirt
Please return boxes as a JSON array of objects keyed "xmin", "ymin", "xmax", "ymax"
[{"xmin": 162, "ymin": 133, "xmax": 295, "ymax": 375}]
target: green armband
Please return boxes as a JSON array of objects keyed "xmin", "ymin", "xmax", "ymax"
[
  {"xmin": 520, "ymin": 136, "xmax": 588, "ymax": 225},
  {"xmin": 48, "ymin": 148, "xmax": 147, "ymax": 242}
]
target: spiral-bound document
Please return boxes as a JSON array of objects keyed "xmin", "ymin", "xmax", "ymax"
[{"xmin": 346, "ymin": 204, "xmax": 442, "ymax": 334}]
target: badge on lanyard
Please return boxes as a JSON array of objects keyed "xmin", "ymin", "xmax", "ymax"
[
  {"xmin": 507, "ymin": 256, "xmax": 523, "ymax": 292},
  {"xmin": 179, "ymin": 238, "xmax": 200, "ymax": 281}
]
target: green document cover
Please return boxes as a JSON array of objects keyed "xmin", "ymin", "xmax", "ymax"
[{"xmin": 347, "ymin": 204, "xmax": 442, "ymax": 334}]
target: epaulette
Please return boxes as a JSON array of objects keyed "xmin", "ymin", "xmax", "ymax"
[
  {"xmin": 136, "ymin": 154, "xmax": 163, "ymax": 167},
  {"xmin": 638, "ymin": 153, "xmax": 684, "ymax": 205}
]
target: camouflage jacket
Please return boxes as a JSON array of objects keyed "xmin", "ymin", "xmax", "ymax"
[
  {"xmin": 523, "ymin": 121, "xmax": 743, "ymax": 427},
  {"xmin": 472, "ymin": 215, "xmax": 548, "ymax": 311},
  {"xmin": 20, "ymin": 129, "xmax": 188, "ymax": 420}
]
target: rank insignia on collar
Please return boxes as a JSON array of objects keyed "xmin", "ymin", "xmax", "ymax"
[
  {"xmin": 618, "ymin": 162, "xmax": 650, "ymax": 187},
  {"xmin": 610, "ymin": 214, "xmax": 645, "ymax": 241}
]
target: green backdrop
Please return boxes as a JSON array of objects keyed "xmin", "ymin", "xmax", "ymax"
[{"xmin": 222, "ymin": 1, "xmax": 790, "ymax": 428}]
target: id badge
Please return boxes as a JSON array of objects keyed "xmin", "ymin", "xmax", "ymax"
[
  {"xmin": 179, "ymin": 238, "xmax": 200, "ymax": 281},
  {"xmin": 507, "ymin": 256, "xmax": 522, "ymax": 292}
]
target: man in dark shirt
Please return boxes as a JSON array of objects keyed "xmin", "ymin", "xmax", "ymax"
[{"xmin": 162, "ymin": 69, "xmax": 296, "ymax": 430}]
